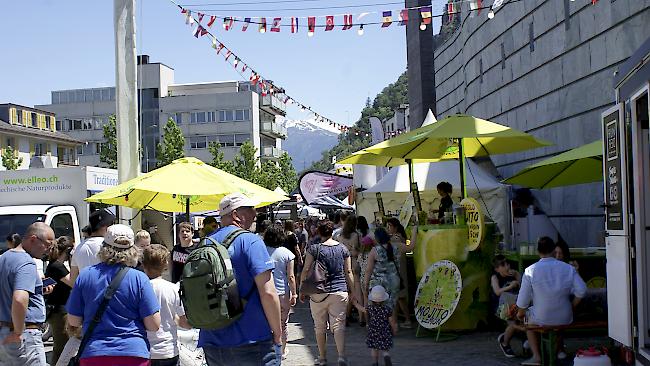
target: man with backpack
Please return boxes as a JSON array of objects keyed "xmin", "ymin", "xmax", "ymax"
[{"xmin": 196, "ymin": 193, "xmax": 283, "ymax": 366}]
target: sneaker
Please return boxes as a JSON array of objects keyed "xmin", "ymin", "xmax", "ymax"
[
  {"xmin": 523, "ymin": 340, "xmax": 530, "ymax": 350},
  {"xmin": 497, "ymin": 334, "xmax": 516, "ymax": 358},
  {"xmin": 401, "ymin": 321, "xmax": 413, "ymax": 329},
  {"xmin": 314, "ymin": 358, "xmax": 327, "ymax": 366},
  {"xmin": 521, "ymin": 357, "xmax": 541, "ymax": 366},
  {"xmin": 384, "ymin": 355, "xmax": 393, "ymax": 366},
  {"xmin": 337, "ymin": 357, "xmax": 349, "ymax": 366},
  {"xmin": 557, "ymin": 351, "xmax": 567, "ymax": 360}
]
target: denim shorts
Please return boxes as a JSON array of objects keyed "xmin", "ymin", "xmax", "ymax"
[
  {"xmin": 0, "ymin": 326, "xmax": 46, "ymax": 366},
  {"xmin": 203, "ymin": 340, "xmax": 279, "ymax": 366}
]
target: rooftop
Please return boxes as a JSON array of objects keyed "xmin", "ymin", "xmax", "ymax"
[{"xmin": 0, "ymin": 119, "xmax": 83, "ymax": 145}]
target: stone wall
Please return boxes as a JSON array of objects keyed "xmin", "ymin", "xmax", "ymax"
[{"xmin": 433, "ymin": 0, "xmax": 650, "ymax": 246}]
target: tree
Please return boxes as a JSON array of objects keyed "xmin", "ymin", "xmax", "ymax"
[
  {"xmin": 277, "ymin": 152, "xmax": 297, "ymax": 193},
  {"xmin": 1, "ymin": 146, "xmax": 23, "ymax": 170},
  {"xmin": 208, "ymin": 142, "xmax": 234, "ymax": 173},
  {"xmin": 231, "ymin": 141, "xmax": 260, "ymax": 183},
  {"xmin": 156, "ymin": 118, "xmax": 185, "ymax": 167},
  {"xmin": 100, "ymin": 115, "xmax": 118, "ymax": 169}
]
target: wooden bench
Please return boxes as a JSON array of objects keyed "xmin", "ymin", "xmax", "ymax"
[{"xmin": 526, "ymin": 320, "xmax": 608, "ymax": 366}]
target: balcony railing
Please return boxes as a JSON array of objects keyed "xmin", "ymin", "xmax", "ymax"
[
  {"xmin": 261, "ymin": 94, "xmax": 287, "ymax": 115},
  {"xmin": 261, "ymin": 146, "xmax": 282, "ymax": 159},
  {"xmin": 261, "ymin": 121, "xmax": 288, "ymax": 138}
]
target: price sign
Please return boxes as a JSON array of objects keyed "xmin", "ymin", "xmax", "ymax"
[
  {"xmin": 460, "ymin": 197, "xmax": 485, "ymax": 251},
  {"xmin": 414, "ymin": 260, "xmax": 462, "ymax": 329}
]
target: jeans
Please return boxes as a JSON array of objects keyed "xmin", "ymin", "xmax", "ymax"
[
  {"xmin": 203, "ymin": 340, "xmax": 280, "ymax": 366},
  {"xmin": 0, "ymin": 326, "xmax": 46, "ymax": 366},
  {"xmin": 49, "ymin": 309, "xmax": 69, "ymax": 365}
]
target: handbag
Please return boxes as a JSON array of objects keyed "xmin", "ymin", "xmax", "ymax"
[
  {"xmin": 299, "ymin": 244, "xmax": 329, "ymax": 296},
  {"xmin": 68, "ymin": 266, "xmax": 130, "ymax": 366}
]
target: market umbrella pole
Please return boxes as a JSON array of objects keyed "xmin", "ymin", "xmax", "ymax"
[
  {"xmin": 458, "ymin": 138, "xmax": 467, "ymax": 199},
  {"xmin": 186, "ymin": 197, "xmax": 190, "ymax": 222},
  {"xmin": 407, "ymin": 159, "xmax": 423, "ymax": 215}
]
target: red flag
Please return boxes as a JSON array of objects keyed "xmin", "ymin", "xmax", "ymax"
[
  {"xmin": 181, "ymin": 8, "xmax": 187, "ymax": 14},
  {"xmin": 342, "ymin": 14, "xmax": 353, "ymax": 30},
  {"xmin": 193, "ymin": 26, "xmax": 206, "ymax": 38},
  {"xmin": 325, "ymin": 16, "xmax": 334, "ymax": 31},
  {"xmin": 291, "ymin": 17, "xmax": 298, "ymax": 33},
  {"xmin": 399, "ymin": 9, "xmax": 409, "ymax": 26},
  {"xmin": 308, "ymin": 17, "xmax": 316, "ymax": 34},
  {"xmin": 271, "ymin": 17, "xmax": 281, "ymax": 32},
  {"xmin": 216, "ymin": 44, "xmax": 225, "ymax": 54},
  {"xmin": 259, "ymin": 18, "xmax": 267, "ymax": 33},
  {"xmin": 207, "ymin": 16, "xmax": 216, "ymax": 28},
  {"xmin": 591, "ymin": 0, "xmax": 597, "ymax": 4},
  {"xmin": 197, "ymin": 13, "xmax": 204, "ymax": 23},
  {"xmin": 242, "ymin": 64, "xmax": 248, "ymax": 72},
  {"xmin": 420, "ymin": 6, "xmax": 432, "ymax": 25},
  {"xmin": 447, "ymin": 2, "xmax": 455, "ymax": 22},
  {"xmin": 242, "ymin": 18, "xmax": 251, "ymax": 31},
  {"xmin": 225, "ymin": 50, "xmax": 232, "ymax": 61}
]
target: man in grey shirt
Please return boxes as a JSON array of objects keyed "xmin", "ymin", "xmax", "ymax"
[{"xmin": 0, "ymin": 222, "xmax": 55, "ymax": 366}]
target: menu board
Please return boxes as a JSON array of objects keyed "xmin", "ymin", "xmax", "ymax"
[{"xmin": 603, "ymin": 110, "xmax": 624, "ymax": 232}]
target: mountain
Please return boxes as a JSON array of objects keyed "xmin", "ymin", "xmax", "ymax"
[{"xmin": 283, "ymin": 118, "xmax": 340, "ymax": 171}]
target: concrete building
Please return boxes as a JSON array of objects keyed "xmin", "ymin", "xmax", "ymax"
[
  {"xmin": 0, "ymin": 104, "xmax": 82, "ymax": 170},
  {"xmin": 383, "ymin": 104, "xmax": 410, "ymax": 136},
  {"xmin": 427, "ymin": 0, "xmax": 650, "ymax": 246},
  {"xmin": 37, "ymin": 55, "xmax": 287, "ymax": 171}
]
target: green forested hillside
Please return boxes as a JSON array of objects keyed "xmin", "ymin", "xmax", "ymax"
[{"xmin": 309, "ymin": 72, "xmax": 408, "ymax": 172}]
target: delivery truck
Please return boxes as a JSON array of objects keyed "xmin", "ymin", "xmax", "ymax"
[{"xmin": 0, "ymin": 166, "xmax": 118, "ymax": 248}]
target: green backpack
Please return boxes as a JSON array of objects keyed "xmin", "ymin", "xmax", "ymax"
[{"xmin": 179, "ymin": 228, "xmax": 252, "ymax": 329}]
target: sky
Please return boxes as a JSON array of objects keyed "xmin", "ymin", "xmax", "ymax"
[{"xmin": 0, "ymin": 0, "xmax": 447, "ymax": 126}]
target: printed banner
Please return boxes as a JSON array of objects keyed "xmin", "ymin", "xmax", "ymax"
[
  {"xmin": 298, "ymin": 171, "xmax": 354, "ymax": 205},
  {"xmin": 415, "ymin": 260, "xmax": 462, "ymax": 329}
]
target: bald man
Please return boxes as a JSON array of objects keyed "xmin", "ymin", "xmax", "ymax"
[{"xmin": 0, "ymin": 222, "xmax": 55, "ymax": 366}]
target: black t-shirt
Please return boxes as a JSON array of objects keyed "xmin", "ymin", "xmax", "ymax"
[
  {"xmin": 438, "ymin": 195, "xmax": 454, "ymax": 219},
  {"xmin": 282, "ymin": 232, "xmax": 299, "ymax": 257},
  {"xmin": 45, "ymin": 261, "xmax": 71, "ymax": 306},
  {"xmin": 171, "ymin": 244, "xmax": 196, "ymax": 283}
]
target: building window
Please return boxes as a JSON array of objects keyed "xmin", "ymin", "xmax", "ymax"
[
  {"xmin": 5, "ymin": 137, "xmax": 16, "ymax": 149},
  {"xmin": 190, "ymin": 112, "xmax": 207, "ymax": 124},
  {"xmin": 217, "ymin": 135, "xmax": 235, "ymax": 147},
  {"xmin": 234, "ymin": 134, "xmax": 251, "ymax": 146},
  {"xmin": 207, "ymin": 111, "xmax": 217, "ymax": 122},
  {"xmin": 219, "ymin": 109, "xmax": 250, "ymax": 122},
  {"xmin": 190, "ymin": 136, "xmax": 208, "ymax": 149},
  {"xmin": 34, "ymin": 143, "xmax": 46, "ymax": 156},
  {"xmin": 76, "ymin": 146, "xmax": 83, "ymax": 156},
  {"xmin": 95, "ymin": 142, "xmax": 103, "ymax": 155},
  {"xmin": 45, "ymin": 116, "xmax": 52, "ymax": 130},
  {"xmin": 72, "ymin": 119, "xmax": 82, "ymax": 130},
  {"xmin": 170, "ymin": 113, "xmax": 183, "ymax": 124},
  {"xmin": 219, "ymin": 110, "xmax": 234, "ymax": 122}
]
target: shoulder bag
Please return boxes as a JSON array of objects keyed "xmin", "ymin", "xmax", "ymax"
[
  {"xmin": 68, "ymin": 266, "xmax": 130, "ymax": 366},
  {"xmin": 299, "ymin": 244, "xmax": 329, "ymax": 296}
]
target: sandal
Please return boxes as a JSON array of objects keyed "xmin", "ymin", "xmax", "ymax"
[
  {"xmin": 314, "ymin": 358, "xmax": 327, "ymax": 366},
  {"xmin": 338, "ymin": 357, "xmax": 349, "ymax": 366}
]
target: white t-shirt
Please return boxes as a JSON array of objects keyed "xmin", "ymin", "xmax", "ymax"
[
  {"xmin": 70, "ymin": 237, "xmax": 103, "ymax": 270},
  {"xmin": 147, "ymin": 278, "xmax": 185, "ymax": 359}
]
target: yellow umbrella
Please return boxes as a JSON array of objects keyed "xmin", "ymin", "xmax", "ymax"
[
  {"xmin": 86, "ymin": 157, "xmax": 287, "ymax": 216},
  {"xmin": 338, "ymin": 150, "xmax": 440, "ymax": 167},
  {"xmin": 365, "ymin": 114, "xmax": 552, "ymax": 197}
]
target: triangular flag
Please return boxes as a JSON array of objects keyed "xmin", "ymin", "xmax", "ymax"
[
  {"xmin": 200, "ymin": 27, "xmax": 208, "ymax": 37},
  {"xmin": 197, "ymin": 13, "xmax": 204, "ymax": 23},
  {"xmin": 242, "ymin": 18, "xmax": 251, "ymax": 31},
  {"xmin": 259, "ymin": 18, "xmax": 267, "ymax": 33},
  {"xmin": 181, "ymin": 8, "xmax": 187, "ymax": 14},
  {"xmin": 193, "ymin": 26, "xmax": 201, "ymax": 38},
  {"xmin": 223, "ymin": 17, "xmax": 234, "ymax": 31},
  {"xmin": 420, "ymin": 6, "xmax": 432, "ymax": 25},
  {"xmin": 185, "ymin": 11, "xmax": 194, "ymax": 25},
  {"xmin": 343, "ymin": 14, "xmax": 353, "ymax": 30},
  {"xmin": 233, "ymin": 58, "xmax": 239, "ymax": 68},
  {"xmin": 325, "ymin": 16, "xmax": 334, "ymax": 31},
  {"xmin": 493, "ymin": 0, "xmax": 504, "ymax": 9},
  {"xmin": 242, "ymin": 64, "xmax": 248, "ymax": 72},
  {"xmin": 216, "ymin": 43, "xmax": 225, "ymax": 54},
  {"xmin": 592, "ymin": 0, "xmax": 597, "ymax": 4},
  {"xmin": 399, "ymin": 9, "xmax": 409, "ymax": 26},
  {"xmin": 382, "ymin": 11, "xmax": 392, "ymax": 27},
  {"xmin": 308, "ymin": 17, "xmax": 316, "ymax": 34},
  {"xmin": 207, "ymin": 16, "xmax": 216, "ymax": 28},
  {"xmin": 271, "ymin": 17, "xmax": 281, "ymax": 32},
  {"xmin": 225, "ymin": 50, "xmax": 232, "ymax": 61},
  {"xmin": 291, "ymin": 17, "xmax": 299, "ymax": 33},
  {"xmin": 211, "ymin": 37, "xmax": 217, "ymax": 48}
]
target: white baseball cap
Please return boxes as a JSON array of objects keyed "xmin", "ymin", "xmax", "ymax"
[
  {"xmin": 368, "ymin": 285, "xmax": 390, "ymax": 302},
  {"xmin": 104, "ymin": 224, "xmax": 135, "ymax": 249},
  {"xmin": 219, "ymin": 193, "xmax": 259, "ymax": 216}
]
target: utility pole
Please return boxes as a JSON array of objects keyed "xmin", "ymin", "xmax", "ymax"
[{"xmin": 114, "ymin": 0, "xmax": 141, "ymax": 230}]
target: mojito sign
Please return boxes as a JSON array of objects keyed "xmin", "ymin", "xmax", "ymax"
[
  {"xmin": 460, "ymin": 197, "xmax": 485, "ymax": 251},
  {"xmin": 414, "ymin": 260, "xmax": 462, "ymax": 329}
]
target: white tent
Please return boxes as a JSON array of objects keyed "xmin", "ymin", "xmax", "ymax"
[{"xmin": 356, "ymin": 160, "xmax": 510, "ymax": 242}]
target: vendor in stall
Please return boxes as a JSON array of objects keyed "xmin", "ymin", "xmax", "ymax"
[{"xmin": 435, "ymin": 181, "xmax": 454, "ymax": 221}]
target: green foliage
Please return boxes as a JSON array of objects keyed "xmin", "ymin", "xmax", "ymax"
[
  {"xmin": 208, "ymin": 142, "xmax": 234, "ymax": 173},
  {"xmin": 100, "ymin": 115, "xmax": 118, "ymax": 169},
  {"xmin": 309, "ymin": 72, "xmax": 408, "ymax": 172},
  {"xmin": 208, "ymin": 141, "xmax": 297, "ymax": 192},
  {"xmin": 1, "ymin": 146, "xmax": 23, "ymax": 170},
  {"xmin": 156, "ymin": 118, "xmax": 186, "ymax": 167}
]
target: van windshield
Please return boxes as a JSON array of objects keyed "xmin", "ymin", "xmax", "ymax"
[{"xmin": 0, "ymin": 214, "xmax": 46, "ymax": 250}]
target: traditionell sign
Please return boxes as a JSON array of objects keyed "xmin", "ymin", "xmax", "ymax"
[
  {"xmin": 460, "ymin": 197, "xmax": 485, "ymax": 251},
  {"xmin": 414, "ymin": 260, "xmax": 462, "ymax": 329}
]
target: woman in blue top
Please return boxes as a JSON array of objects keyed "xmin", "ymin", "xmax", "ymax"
[{"xmin": 66, "ymin": 224, "xmax": 160, "ymax": 366}]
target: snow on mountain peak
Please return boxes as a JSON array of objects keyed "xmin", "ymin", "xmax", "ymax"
[{"xmin": 284, "ymin": 117, "xmax": 341, "ymax": 135}]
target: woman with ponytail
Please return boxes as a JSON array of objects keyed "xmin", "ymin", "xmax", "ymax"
[
  {"xmin": 45, "ymin": 236, "xmax": 75, "ymax": 365},
  {"xmin": 363, "ymin": 227, "xmax": 400, "ymax": 309}
]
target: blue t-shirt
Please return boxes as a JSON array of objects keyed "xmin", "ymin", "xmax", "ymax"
[
  {"xmin": 66, "ymin": 263, "xmax": 160, "ymax": 359},
  {"xmin": 199, "ymin": 225, "xmax": 275, "ymax": 348},
  {"xmin": 0, "ymin": 250, "xmax": 45, "ymax": 323}
]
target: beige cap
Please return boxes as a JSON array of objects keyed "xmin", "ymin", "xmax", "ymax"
[
  {"xmin": 219, "ymin": 193, "xmax": 259, "ymax": 216},
  {"xmin": 104, "ymin": 224, "xmax": 135, "ymax": 249}
]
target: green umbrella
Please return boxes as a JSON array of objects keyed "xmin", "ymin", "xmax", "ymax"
[{"xmin": 503, "ymin": 140, "xmax": 602, "ymax": 189}]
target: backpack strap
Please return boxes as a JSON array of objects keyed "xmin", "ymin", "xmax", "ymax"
[{"xmin": 222, "ymin": 228, "xmax": 247, "ymax": 248}]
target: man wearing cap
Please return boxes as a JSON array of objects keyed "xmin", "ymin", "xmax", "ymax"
[
  {"xmin": 70, "ymin": 209, "xmax": 115, "ymax": 283},
  {"xmin": 0, "ymin": 222, "xmax": 56, "ymax": 365},
  {"xmin": 200, "ymin": 193, "xmax": 283, "ymax": 366}
]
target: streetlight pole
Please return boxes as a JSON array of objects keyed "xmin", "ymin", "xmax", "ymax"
[{"xmin": 114, "ymin": 0, "xmax": 141, "ymax": 230}]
